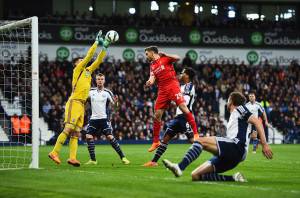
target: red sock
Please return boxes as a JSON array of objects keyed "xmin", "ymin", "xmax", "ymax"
[
  {"xmin": 185, "ymin": 112, "xmax": 198, "ymax": 135},
  {"xmin": 153, "ymin": 119, "xmax": 161, "ymax": 143}
]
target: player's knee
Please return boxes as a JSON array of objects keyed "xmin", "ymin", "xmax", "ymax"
[
  {"xmin": 154, "ymin": 111, "xmax": 163, "ymax": 121},
  {"xmin": 86, "ymin": 134, "xmax": 93, "ymax": 139},
  {"xmin": 63, "ymin": 127, "xmax": 72, "ymax": 135},
  {"xmin": 191, "ymin": 172, "xmax": 201, "ymax": 181},
  {"xmin": 180, "ymin": 104, "xmax": 189, "ymax": 114},
  {"xmin": 188, "ymin": 138, "xmax": 194, "ymax": 144},
  {"xmin": 71, "ymin": 131, "xmax": 80, "ymax": 138},
  {"xmin": 106, "ymin": 135, "xmax": 113, "ymax": 140},
  {"xmin": 197, "ymin": 138, "xmax": 207, "ymax": 149}
]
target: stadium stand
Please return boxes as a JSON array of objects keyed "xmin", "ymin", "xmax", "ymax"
[{"xmin": 6, "ymin": 10, "xmax": 298, "ymax": 30}]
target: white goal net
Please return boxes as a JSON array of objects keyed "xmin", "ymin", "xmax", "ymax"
[{"xmin": 0, "ymin": 17, "xmax": 39, "ymax": 169}]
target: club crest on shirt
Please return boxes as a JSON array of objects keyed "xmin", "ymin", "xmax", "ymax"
[{"xmin": 85, "ymin": 70, "xmax": 91, "ymax": 77}]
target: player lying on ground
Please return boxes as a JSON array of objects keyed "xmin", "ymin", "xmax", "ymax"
[
  {"xmin": 85, "ymin": 73, "xmax": 130, "ymax": 165},
  {"xmin": 163, "ymin": 91, "xmax": 273, "ymax": 182},
  {"xmin": 145, "ymin": 46, "xmax": 199, "ymax": 152},
  {"xmin": 143, "ymin": 67, "xmax": 196, "ymax": 167},
  {"xmin": 48, "ymin": 31, "xmax": 111, "ymax": 167},
  {"xmin": 246, "ymin": 91, "xmax": 270, "ymax": 153}
]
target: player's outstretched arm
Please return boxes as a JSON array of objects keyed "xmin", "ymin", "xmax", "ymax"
[
  {"xmin": 75, "ymin": 31, "xmax": 102, "ymax": 72},
  {"xmin": 248, "ymin": 115, "xmax": 273, "ymax": 159},
  {"xmin": 86, "ymin": 48, "xmax": 107, "ymax": 73}
]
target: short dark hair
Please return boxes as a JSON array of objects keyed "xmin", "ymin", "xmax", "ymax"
[
  {"xmin": 96, "ymin": 73, "xmax": 105, "ymax": 77},
  {"xmin": 72, "ymin": 57, "xmax": 83, "ymax": 65},
  {"xmin": 229, "ymin": 92, "xmax": 246, "ymax": 106},
  {"xmin": 183, "ymin": 67, "xmax": 195, "ymax": 80},
  {"xmin": 145, "ymin": 46, "xmax": 158, "ymax": 54},
  {"xmin": 248, "ymin": 91, "xmax": 256, "ymax": 96}
]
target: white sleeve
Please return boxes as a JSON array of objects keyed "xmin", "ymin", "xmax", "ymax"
[
  {"xmin": 258, "ymin": 103, "xmax": 265, "ymax": 112},
  {"xmin": 107, "ymin": 91, "xmax": 114, "ymax": 104}
]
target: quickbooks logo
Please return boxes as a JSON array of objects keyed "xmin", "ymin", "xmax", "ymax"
[
  {"xmin": 122, "ymin": 48, "xmax": 135, "ymax": 61},
  {"xmin": 189, "ymin": 30, "xmax": 201, "ymax": 44},
  {"xmin": 187, "ymin": 50, "xmax": 198, "ymax": 62},
  {"xmin": 59, "ymin": 27, "xmax": 73, "ymax": 41},
  {"xmin": 247, "ymin": 51, "xmax": 259, "ymax": 64},
  {"xmin": 125, "ymin": 28, "xmax": 138, "ymax": 43},
  {"xmin": 251, "ymin": 32, "xmax": 263, "ymax": 45},
  {"xmin": 56, "ymin": 47, "xmax": 70, "ymax": 60}
]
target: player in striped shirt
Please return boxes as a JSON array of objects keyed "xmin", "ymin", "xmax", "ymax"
[
  {"xmin": 163, "ymin": 92, "xmax": 273, "ymax": 182},
  {"xmin": 85, "ymin": 73, "xmax": 130, "ymax": 165},
  {"xmin": 246, "ymin": 92, "xmax": 270, "ymax": 153}
]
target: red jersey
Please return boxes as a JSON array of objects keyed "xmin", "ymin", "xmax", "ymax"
[{"xmin": 150, "ymin": 56, "xmax": 178, "ymax": 88}]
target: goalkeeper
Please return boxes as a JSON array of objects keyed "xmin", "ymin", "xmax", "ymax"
[{"xmin": 48, "ymin": 31, "xmax": 110, "ymax": 167}]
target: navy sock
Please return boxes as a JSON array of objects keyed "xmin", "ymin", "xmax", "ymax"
[
  {"xmin": 253, "ymin": 138, "xmax": 258, "ymax": 151},
  {"xmin": 87, "ymin": 139, "xmax": 96, "ymax": 161},
  {"xmin": 201, "ymin": 173, "xmax": 234, "ymax": 181},
  {"xmin": 109, "ymin": 137, "xmax": 125, "ymax": 159},
  {"xmin": 152, "ymin": 142, "xmax": 168, "ymax": 162},
  {"xmin": 178, "ymin": 141, "xmax": 202, "ymax": 171}
]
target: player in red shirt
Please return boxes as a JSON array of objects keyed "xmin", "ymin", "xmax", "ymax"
[{"xmin": 144, "ymin": 46, "xmax": 199, "ymax": 152}]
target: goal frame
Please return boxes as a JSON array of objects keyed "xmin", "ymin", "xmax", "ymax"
[{"xmin": 0, "ymin": 17, "xmax": 39, "ymax": 169}]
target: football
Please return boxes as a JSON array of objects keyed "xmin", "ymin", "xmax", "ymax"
[{"xmin": 105, "ymin": 30, "xmax": 119, "ymax": 43}]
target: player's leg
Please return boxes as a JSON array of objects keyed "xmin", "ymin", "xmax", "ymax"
[
  {"xmin": 48, "ymin": 100, "xmax": 73, "ymax": 164},
  {"xmin": 177, "ymin": 137, "xmax": 218, "ymax": 171},
  {"xmin": 67, "ymin": 100, "xmax": 85, "ymax": 167},
  {"xmin": 144, "ymin": 128, "xmax": 175, "ymax": 166},
  {"xmin": 184, "ymin": 123, "xmax": 195, "ymax": 144},
  {"xmin": 191, "ymin": 160, "xmax": 244, "ymax": 182},
  {"xmin": 85, "ymin": 134, "xmax": 97, "ymax": 164},
  {"xmin": 85, "ymin": 120, "xmax": 97, "ymax": 164},
  {"xmin": 106, "ymin": 134, "xmax": 130, "ymax": 165},
  {"xmin": 192, "ymin": 139, "xmax": 246, "ymax": 182},
  {"xmin": 48, "ymin": 126, "xmax": 72, "ymax": 164},
  {"xmin": 252, "ymin": 129, "xmax": 258, "ymax": 153},
  {"xmin": 170, "ymin": 84, "xmax": 198, "ymax": 139},
  {"xmin": 152, "ymin": 134, "xmax": 172, "ymax": 162},
  {"xmin": 148, "ymin": 98, "xmax": 166, "ymax": 151},
  {"xmin": 104, "ymin": 120, "xmax": 130, "ymax": 164},
  {"xmin": 163, "ymin": 136, "xmax": 218, "ymax": 177},
  {"xmin": 178, "ymin": 103, "xmax": 198, "ymax": 137},
  {"xmin": 67, "ymin": 130, "xmax": 81, "ymax": 167},
  {"xmin": 153, "ymin": 117, "xmax": 195, "ymax": 165}
]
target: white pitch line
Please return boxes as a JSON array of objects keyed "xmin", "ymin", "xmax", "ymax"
[{"xmin": 197, "ymin": 181, "xmax": 300, "ymax": 194}]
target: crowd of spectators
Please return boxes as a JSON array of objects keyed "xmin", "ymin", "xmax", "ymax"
[
  {"xmin": 7, "ymin": 10, "xmax": 298, "ymax": 30},
  {"xmin": 39, "ymin": 55, "xmax": 300, "ymax": 143}
]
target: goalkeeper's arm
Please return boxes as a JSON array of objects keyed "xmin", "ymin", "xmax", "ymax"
[
  {"xmin": 74, "ymin": 31, "xmax": 102, "ymax": 72},
  {"xmin": 86, "ymin": 48, "xmax": 107, "ymax": 73}
]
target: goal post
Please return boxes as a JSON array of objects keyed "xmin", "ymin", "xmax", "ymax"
[{"xmin": 0, "ymin": 17, "xmax": 39, "ymax": 169}]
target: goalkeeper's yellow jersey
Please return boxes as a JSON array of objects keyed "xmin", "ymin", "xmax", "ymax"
[{"xmin": 69, "ymin": 43, "xmax": 106, "ymax": 102}]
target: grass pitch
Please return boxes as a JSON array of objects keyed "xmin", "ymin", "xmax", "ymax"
[{"xmin": 0, "ymin": 144, "xmax": 300, "ymax": 198}]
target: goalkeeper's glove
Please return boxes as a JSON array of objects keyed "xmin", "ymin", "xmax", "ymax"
[
  {"xmin": 102, "ymin": 39, "xmax": 111, "ymax": 49},
  {"xmin": 95, "ymin": 30, "xmax": 103, "ymax": 45}
]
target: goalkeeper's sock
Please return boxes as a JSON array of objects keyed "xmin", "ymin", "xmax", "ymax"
[
  {"xmin": 178, "ymin": 141, "xmax": 202, "ymax": 171},
  {"xmin": 152, "ymin": 142, "xmax": 168, "ymax": 162},
  {"xmin": 87, "ymin": 138, "xmax": 96, "ymax": 161},
  {"xmin": 52, "ymin": 131, "xmax": 68, "ymax": 154},
  {"xmin": 109, "ymin": 137, "xmax": 125, "ymax": 159},
  {"xmin": 201, "ymin": 173, "xmax": 234, "ymax": 181},
  {"xmin": 69, "ymin": 136, "xmax": 79, "ymax": 159}
]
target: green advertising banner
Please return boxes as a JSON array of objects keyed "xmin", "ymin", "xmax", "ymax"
[{"xmin": 38, "ymin": 24, "xmax": 300, "ymax": 48}]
